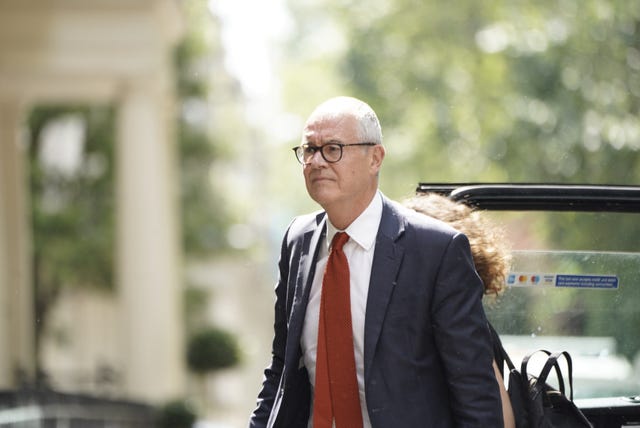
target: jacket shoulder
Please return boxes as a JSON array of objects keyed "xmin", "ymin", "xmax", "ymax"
[{"xmin": 285, "ymin": 210, "xmax": 325, "ymax": 244}]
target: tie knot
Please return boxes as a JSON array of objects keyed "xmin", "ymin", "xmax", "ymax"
[{"xmin": 331, "ymin": 232, "xmax": 349, "ymax": 252}]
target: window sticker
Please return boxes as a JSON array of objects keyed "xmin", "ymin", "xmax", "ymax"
[{"xmin": 506, "ymin": 272, "xmax": 619, "ymax": 289}]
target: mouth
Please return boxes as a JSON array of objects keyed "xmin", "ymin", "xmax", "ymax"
[{"xmin": 310, "ymin": 175, "xmax": 333, "ymax": 185}]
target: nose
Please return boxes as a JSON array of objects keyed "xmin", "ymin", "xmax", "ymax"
[{"xmin": 305, "ymin": 149, "xmax": 327, "ymax": 166}]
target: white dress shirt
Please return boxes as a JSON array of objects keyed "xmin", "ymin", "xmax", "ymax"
[{"xmin": 301, "ymin": 191, "xmax": 383, "ymax": 428}]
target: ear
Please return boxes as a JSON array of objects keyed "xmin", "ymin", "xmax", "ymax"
[{"xmin": 370, "ymin": 144, "xmax": 385, "ymax": 174}]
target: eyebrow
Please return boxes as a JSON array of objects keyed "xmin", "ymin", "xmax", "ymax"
[{"xmin": 303, "ymin": 139, "xmax": 343, "ymax": 146}]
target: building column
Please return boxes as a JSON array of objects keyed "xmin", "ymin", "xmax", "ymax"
[
  {"xmin": 0, "ymin": 100, "xmax": 36, "ymax": 387},
  {"xmin": 115, "ymin": 78, "xmax": 185, "ymax": 403}
]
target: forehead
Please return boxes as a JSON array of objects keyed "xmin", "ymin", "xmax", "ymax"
[{"xmin": 303, "ymin": 112, "xmax": 359, "ymax": 143}]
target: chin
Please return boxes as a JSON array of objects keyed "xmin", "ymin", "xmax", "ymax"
[{"xmin": 309, "ymin": 191, "xmax": 336, "ymax": 209}]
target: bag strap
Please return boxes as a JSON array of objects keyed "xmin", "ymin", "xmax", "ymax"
[
  {"xmin": 521, "ymin": 349, "xmax": 566, "ymax": 398},
  {"xmin": 487, "ymin": 323, "xmax": 516, "ymax": 375},
  {"xmin": 520, "ymin": 349, "xmax": 551, "ymax": 379},
  {"xmin": 537, "ymin": 351, "xmax": 575, "ymax": 401}
]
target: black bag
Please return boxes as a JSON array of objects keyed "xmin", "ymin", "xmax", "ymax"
[
  {"xmin": 489, "ymin": 325, "xmax": 592, "ymax": 428},
  {"xmin": 519, "ymin": 350, "xmax": 592, "ymax": 428}
]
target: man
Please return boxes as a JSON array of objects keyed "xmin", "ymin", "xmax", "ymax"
[{"xmin": 249, "ymin": 96, "xmax": 503, "ymax": 427}]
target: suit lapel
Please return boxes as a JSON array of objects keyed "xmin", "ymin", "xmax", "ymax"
[
  {"xmin": 284, "ymin": 214, "xmax": 326, "ymax": 372},
  {"xmin": 364, "ymin": 198, "xmax": 405, "ymax": 379}
]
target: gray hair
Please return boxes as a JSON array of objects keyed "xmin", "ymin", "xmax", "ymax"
[{"xmin": 308, "ymin": 96, "xmax": 383, "ymax": 144}]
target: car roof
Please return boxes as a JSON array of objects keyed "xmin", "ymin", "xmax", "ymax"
[{"xmin": 416, "ymin": 183, "xmax": 640, "ymax": 212}]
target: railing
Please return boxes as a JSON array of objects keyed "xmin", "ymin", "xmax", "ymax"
[{"xmin": 0, "ymin": 388, "xmax": 156, "ymax": 427}]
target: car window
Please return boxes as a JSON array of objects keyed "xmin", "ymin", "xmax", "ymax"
[{"xmin": 483, "ymin": 210, "xmax": 640, "ymax": 399}]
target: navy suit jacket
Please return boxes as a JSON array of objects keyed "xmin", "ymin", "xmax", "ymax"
[{"xmin": 250, "ymin": 195, "xmax": 503, "ymax": 428}]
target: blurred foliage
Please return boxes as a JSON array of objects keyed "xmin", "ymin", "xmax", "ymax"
[
  {"xmin": 28, "ymin": 105, "xmax": 115, "ymax": 372},
  {"xmin": 186, "ymin": 327, "xmax": 241, "ymax": 374},
  {"xmin": 283, "ymin": 0, "xmax": 640, "ymax": 197},
  {"xmin": 184, "ymin": 286, "xmax": 210, "ymax": 334},
  {"xmin": 28, "ymin": 106, "xmax": 115, "ymax": 291},
  {"xmin": 175, "ymin": 0, "xmax": 239, "ymax": 256},
  {"xmin": 156, "ymin": 399, "xmax": 198, "ymax": 428}
]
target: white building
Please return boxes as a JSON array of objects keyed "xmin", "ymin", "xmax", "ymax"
[{"xmin": 0, "ymin": 0, "xmax": 187, "ymax": 404}]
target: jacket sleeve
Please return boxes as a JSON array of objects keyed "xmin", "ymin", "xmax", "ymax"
[
  {"xmin": 431, "ymin": 232, "xmax": 505, "ymax": 427},
  {"xmin": 248, "ymin": 227, "xmax": 291, "ymax": 427}
]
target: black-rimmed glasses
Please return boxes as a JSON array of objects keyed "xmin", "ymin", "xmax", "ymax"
[{"xmin": 292, "ymin": 142, "xmax": 377, "ymax": 164}]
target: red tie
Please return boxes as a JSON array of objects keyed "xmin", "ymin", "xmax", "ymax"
[{"xmin": 313, "ymin": 232, "xmax": 363, "ymax": 428}]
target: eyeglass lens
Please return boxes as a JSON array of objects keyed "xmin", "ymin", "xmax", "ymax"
[{"xmin": 297, "ymin": 144, "xmax": 343, "ymax": 163}]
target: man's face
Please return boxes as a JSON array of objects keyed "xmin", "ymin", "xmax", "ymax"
[{"xmin": 301, "ymin": 112, "xmax": 383, "ymax": 212}]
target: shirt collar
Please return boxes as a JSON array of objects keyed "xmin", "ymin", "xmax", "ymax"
[{"xmin": 326, "ymin": 191, "xmax": 383, "ymax": 252}]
